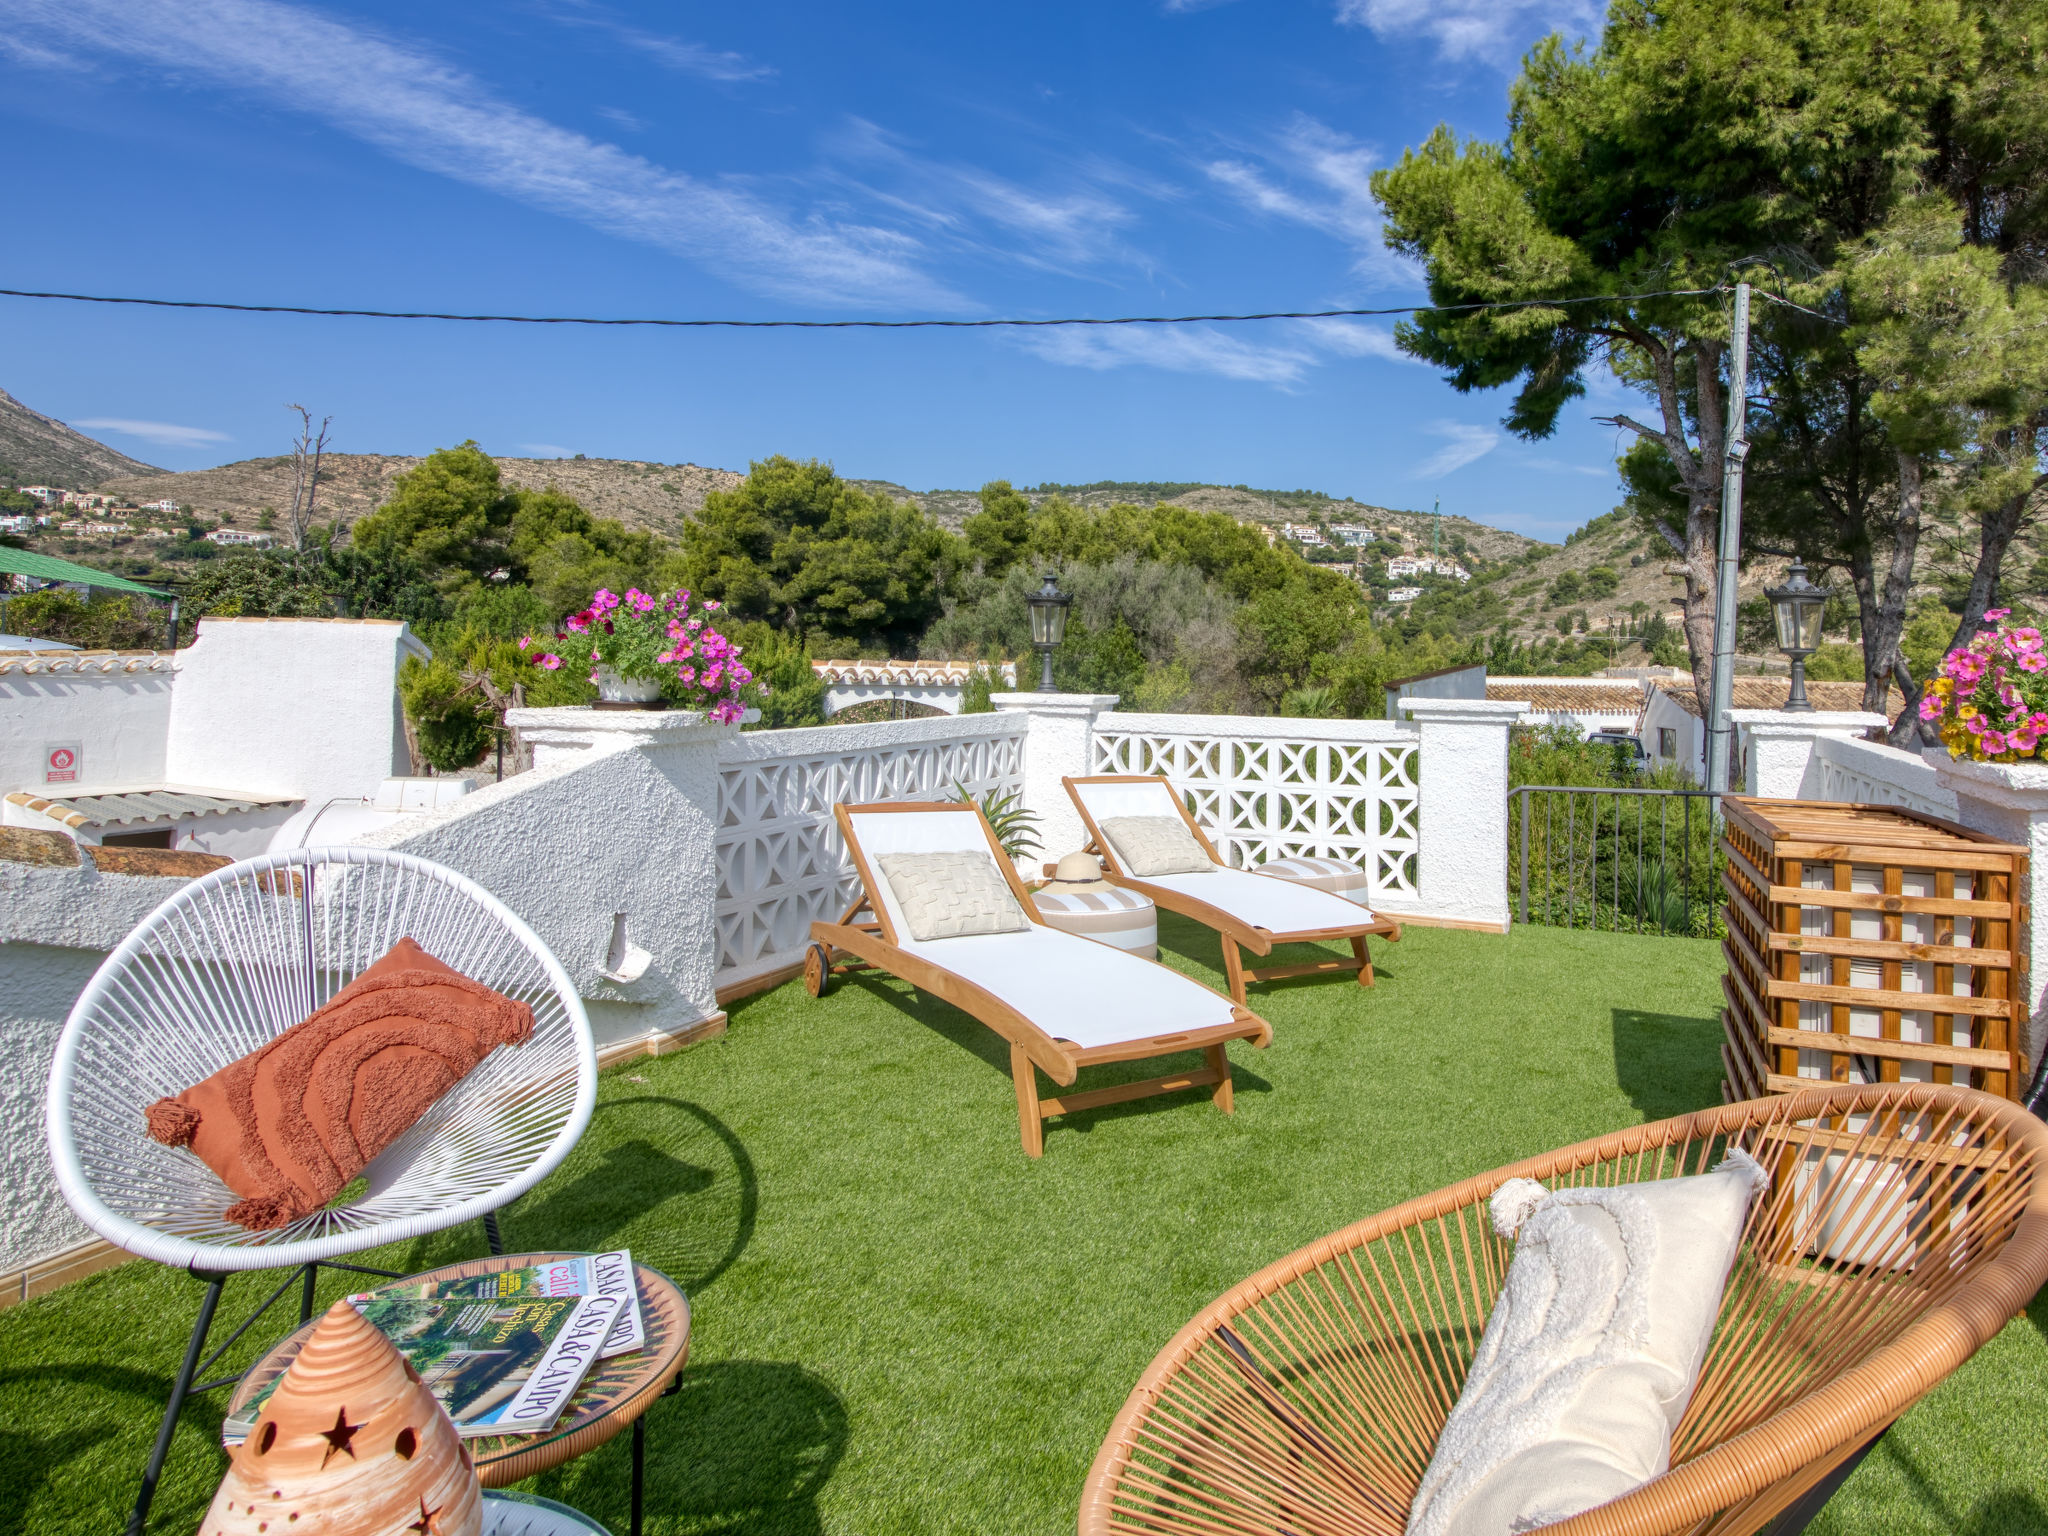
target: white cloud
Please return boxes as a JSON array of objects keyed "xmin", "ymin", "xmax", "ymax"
[
  {"xmin": 75, "ymin": 418, "xmax": 232, "ymax": 448},
  {"xmin": 1, "ymin": 0, "xmax": 947, "ymax": 308},
  {"xmin": 594, "ymin": 106, "xmax": 645, "ymax": 132},
  {"xmin": 518, "ymin": 443, "xmax": 578, "ymax": 458},
  {"xmin": 1014, "ymin": 316, "xmax": 1418, "ymax": 386},
  {"xmin": 1411, "ymin": 421, "xmax": 1499, "ymax": 477},
  {"xmin": 1014, "ymin": 325, "xmax": 1314, "ymax": 386},
  {"xmin": 825, "ymin": 117, "xmax": 1144, "ymax": 278},
  {"xmin": 1335, "ymin": 0, "xmax": 1599, "ymax": 65},
  {"xmin": 1161, "ymin": 0, "xmax": 1241, "ymax": 11},
  {"xmin": 1203, "ymin": 117, "xmax": 1412, "ymax": 287},
  {"xmin": 543, "ymin": 4, "xmax": 773, "ymax": 83}
]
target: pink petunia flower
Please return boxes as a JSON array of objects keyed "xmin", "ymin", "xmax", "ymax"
[
  {"xmin": 1982, "ymin": 730, "xmax": 2009, "ymax": 753},
  {"xmin": 2014, "ymin": 730, "xmax": 2040, "ymax": 754},
  {"xmin": 1986, "ymin": 608, "xmax": 2012, "ymax": 623},
  {"xmin": 2022, "ymin": 652, "xmax": 2048, "ymax": 673},
  {"xmin": 537, "ymin": 653, "xmax": 562, "ymax": 671},
  {"xmin": 518, "ymin": 635, "xmax": 534, "ymax": 650},
  {"xmin": 1920, "ymin": 695, "xmax": 1946, "ymax": 721}
]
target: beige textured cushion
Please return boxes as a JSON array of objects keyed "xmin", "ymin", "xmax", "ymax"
[
  {"xmin": 1405, "ymin": 1152, "xmax": 1769, "ymax": 1536},
  {"xmin": 877, "ymin": 851, "xmax": 1030, "ymax": 942},
  {"xmin": 1100, "ymin": 815, "xmax": 1213, "ymax": 877}
]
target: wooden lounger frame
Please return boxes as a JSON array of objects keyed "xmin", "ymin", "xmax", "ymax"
[
  {"xmin": 808, "ymin": 800, "xmax": 1272, "ymax": 1157},
  {"xmin": 1064, "ymin": 773, "xmax": 1402, "ymax": 1005}
]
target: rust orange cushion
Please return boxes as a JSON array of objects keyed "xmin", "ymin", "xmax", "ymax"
[{"xmin": 145, "ymin": 937, "xmax": 535, "ymax": 1230}]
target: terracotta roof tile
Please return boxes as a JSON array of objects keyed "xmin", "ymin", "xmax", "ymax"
[
  {"xmin": 1487, "ymin": 681, "xmax": 1645, "ymax": 713},
  {"xmin": 1651, "ymin": 678, "xmax": 1898, "ymax": 716}
]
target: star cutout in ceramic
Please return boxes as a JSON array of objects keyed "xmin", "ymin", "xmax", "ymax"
[
  {"xmin": 407, "ymin": 1495, "xmax": 444, "ymax": 1534},
  {"xmin": 318, "ymin": 1406, "xmax": 361, "ymax": 1467}
]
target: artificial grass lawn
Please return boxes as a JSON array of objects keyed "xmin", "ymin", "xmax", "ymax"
[{"xmin": 4, "ymin": 918, "xmax": 2045, "ymax": 1535}]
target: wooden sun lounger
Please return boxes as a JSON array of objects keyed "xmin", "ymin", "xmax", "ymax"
[
  {"xmin": 1064, "ymin": 773, "xmax": 1401, "ymax": 1006},
  {"xmin": 807, "ymin": 800, "xmax": 1272, "ymax": 1156}
]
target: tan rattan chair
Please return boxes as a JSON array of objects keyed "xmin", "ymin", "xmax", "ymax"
[{"xmin": 1081, "ymin": 1083, "xmax": 2048, "ymax": 1536}]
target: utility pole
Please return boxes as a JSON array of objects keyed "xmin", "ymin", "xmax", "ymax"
[
  {"xmin": 1432, "ymin": 497, "xmax": 1441, "ymax": 561},
  {"xmin": 1703, "ymin": 281, "xmax": 1753, "ymax": 799}
]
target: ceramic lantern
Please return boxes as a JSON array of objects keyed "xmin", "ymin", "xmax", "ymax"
[{"xmin": 202, "ymin": 1300, "xmax": 482, "ymax": 1536}]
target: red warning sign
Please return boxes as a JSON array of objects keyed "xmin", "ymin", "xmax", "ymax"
[{"xmin": 45, "ymin": 743, "xmax": 80, "ymax": 784}]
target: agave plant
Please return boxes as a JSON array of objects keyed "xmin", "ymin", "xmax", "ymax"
[{"xmin": 952, "ymin": 779, "xmax": 1043, "ymax": 860}]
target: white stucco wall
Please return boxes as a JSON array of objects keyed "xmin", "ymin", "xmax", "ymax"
[
  {"xmin": 990, "ymin": 692, "xmax": 1122, "ymax": 867},
  {"xmin": 167, "ymin": 618, "xmax": 425, "ymax": 807},
  {"xmin": 1393, "ymin": 697, "xmax": 1522, "ymax": 931},
  {"xmin": 356, "ymin": 709, "xmax": 733, "ymax": 1058},
  {"xmin": 0, "ymin": 655, "xmax": 174, "ymax": 796},
  {"xmin": 0, "ymin": 849, "xmax": 216, "ymax": 1276},
  {"xmin": 823, "ymin": 682, "xmax": 965, "ymax": 716}
]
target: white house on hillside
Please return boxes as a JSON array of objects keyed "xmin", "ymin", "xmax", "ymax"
[
  {"xmin": 1, "ymin": 618, "xmax": 463, "ymax": 854},
  {"xmin": 812, "ymin": 659, "xmax": 1017, "ymax": 718},
  {"xmin": 1484, "ymin": 677, "xmax": 1647, "ymax": 738},
  {"xmin": 1640, "ymin": 676, "xmax": 1897, "ymax": 783}
]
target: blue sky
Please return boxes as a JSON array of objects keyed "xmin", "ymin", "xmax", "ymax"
[{"xmin": 0, "ymin": 0, "xmax": 1622, "ymax": 541}]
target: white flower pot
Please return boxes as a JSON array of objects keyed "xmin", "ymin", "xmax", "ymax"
[{"xmin": 594, "ymin": 666, "xmax": 665, "ymax": 707}]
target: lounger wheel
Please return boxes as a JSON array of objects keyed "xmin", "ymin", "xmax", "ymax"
[{"xmin": 804, "ymin": 941, "xmax": 833, "ymax": 997}]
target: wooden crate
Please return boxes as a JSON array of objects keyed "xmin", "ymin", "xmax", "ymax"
[{"xmin": 1720, "ymin": 797, "xmax": 2030, "ymax": 1102}]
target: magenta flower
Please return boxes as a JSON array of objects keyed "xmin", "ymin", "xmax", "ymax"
[
  {"xmin": 537, "ymin": 654, "xmax": 562, "ymax": 671},
  {"xmin": 1986, "ymin": 608, "xmax": 2013, "ymax": 623},
  {"xmin": 1920, "ymin": 695, "xmax": 1945, "ymax": 721},
  {"xmin": 2016, "ymin": 731, "xmax": 2041, "ymax": 754},
  {"xmin": 2022, "ymin": 652, "xmax": 2047, "ymax": 673},
  {"xmin": 518, "ymin": 634, "xmax": 534, "ymax": 650},
  {"xmin": 1981, "ymin": 730, "xmax": 2009, "ymax": 753}
]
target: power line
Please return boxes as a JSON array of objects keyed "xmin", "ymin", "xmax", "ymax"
[{"xmin": 0, "ymin": 284, "xmax": 1725, "ymax": 330}]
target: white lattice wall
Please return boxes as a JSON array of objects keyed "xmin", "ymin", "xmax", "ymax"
[
  {"xmin": 714, "ymin": 714, "xmax": 1026, "ymax": 987},
  {"xmin": 1090, "ymin": 713, "xmax": 1420, "ymax": 898},
  {"xmin": 1810, "ymin": 735, "xmax": 1959, "ymax": 821}
]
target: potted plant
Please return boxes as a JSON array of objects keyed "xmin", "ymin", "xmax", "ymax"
[
  {"xmin": 1919, "ymin": 607, "xmax": 2048, "ymax": 761},
  {"xmin": 522, "ymin": 587, "xmax": 756, "ymax": 722}
]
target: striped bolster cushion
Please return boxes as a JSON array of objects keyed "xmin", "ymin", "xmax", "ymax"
[
  {"xmin": 1032, "ymin": 886, "xmax": 1158, "ymax": 957},
  {"xmin": 1259, "ymin": 856, "xmax": 1370, "ymax": 906}
]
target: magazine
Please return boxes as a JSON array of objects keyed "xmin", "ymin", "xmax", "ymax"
[
  {"xmin": 225, "ymin": 1286, "xmax": 625, "ymax": 1444},
  {"xmin": 424, "ymin": 1250, "xmax": 646, "ymax": 1359}
]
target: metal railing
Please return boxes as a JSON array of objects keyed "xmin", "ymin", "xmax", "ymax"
[{"xmin": 1509, "ymin": 785, "xmax": 1724, "ymax": 938}]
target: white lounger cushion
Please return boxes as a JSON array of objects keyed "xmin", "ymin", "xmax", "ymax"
[
  {"xmin": 1405, "ymin": 1153, "xmax": 1770, "ymax": 1536},
  {"xmin": 844, "ymin": 806, "xmax": 1239, "ymax": 1050},
  {"xmin": 1142, "ymin": 868, "xmax": 1377, "ymax": 932},
  {"xmin": 1099, "ymin": 814, "xmax": 1213, "ymax": 876},
  {"xmin": 898, "ymin": 926, "xmax": 1238, "ymax": 1049},
  {"xmin": 876, "ymin": 851, "xmax": 1030, "ymax": 941}
]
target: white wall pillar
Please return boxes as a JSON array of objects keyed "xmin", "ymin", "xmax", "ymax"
[
  {"xmin": 1728, "ymin": 708, "xmax": 1889, "ymax": 799},
  {"xmin": 1395, "ymin": 697, "xmax": 1523, "ymax": 932},
  {"xmin": 1932, "ymin": 757, "xmax": 2048, "ymax": 1071},
  {"xmin": 989, "ymin": 692, "xmax": 1120, "ymax": 869},
  {"xmin": 356, "ymin": 706, "xmax": 736, "ymax": 1059}
]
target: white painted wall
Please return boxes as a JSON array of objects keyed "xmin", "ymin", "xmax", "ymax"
[
  {"xmin": 0, "ymin": 849, "xmax": 214, "ymax": 1276},
  {"xmin": 356, "ymin": 709, "xmax": 733, "ymax": 1058},
  {"xmin": 823, "ymin": 681, "xmax": 968, "ymax": 716},
  {"xmin": 0, "ymin": 655, "xmax": 173, "ymax": 795},
  {"xmin": 167, "ymin": 618, "xmax": 425, "ymax": 806},
  {"xmin": 1396, "ymin": 697, "xmax": 1522, "ymax": 931},
  {"xmin": 990, "ymin": 691, "xmax": 1122, "ymax": 867}
]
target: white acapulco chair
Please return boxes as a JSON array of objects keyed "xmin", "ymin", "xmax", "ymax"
[{"xmin": 45, "ymin": 847, "xmax": 598, "ymax": 1535}]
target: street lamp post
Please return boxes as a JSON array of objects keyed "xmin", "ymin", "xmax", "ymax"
[
  {"xmin": 1024, "ymin": 572, "xmax": 1072, "ymax": 692},
  {"xmin": 1767, "ymin": 561, "xmax": 1827, "ymax": 713}
]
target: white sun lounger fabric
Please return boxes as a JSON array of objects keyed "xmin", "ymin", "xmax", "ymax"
[
  {"xmin": 1140, "ymin": 868, "xmax": 1376, "ymax": 932},
  {"xmin": 844, "ymin": 807, "xmax": 1238, "ymax": 1050},
  {"xmin": 1069, "ymin": 778, "xmax": 1379, "ymax": 929}
]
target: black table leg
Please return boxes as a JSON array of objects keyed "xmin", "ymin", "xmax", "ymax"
[
  {"xmin": 630, "ymin": 1415, "xmax": 645, "ymax": 1536},
  {"xmin": 129, "ymin": 1269, "xmax": 228, "ymax": 1536},
  {"xmin": 299, "ymin": 1260, "xmax": 318, "ymax": 1325}
]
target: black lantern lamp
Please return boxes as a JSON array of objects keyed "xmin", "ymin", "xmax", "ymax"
[
  {"xmin": 1025, "ymin": 571, "xmax": 1072, "ymax": 692},
  {"xmin": 1767, "ymin": 560, "xmax": 1827, "ymax": 713}
]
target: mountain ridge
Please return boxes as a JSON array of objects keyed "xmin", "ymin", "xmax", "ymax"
[{"xmin": 0, "ymin": 388, "xmax": 161, "ymax": 487}]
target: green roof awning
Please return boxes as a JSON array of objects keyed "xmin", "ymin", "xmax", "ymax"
[{"xmin": 0, "ymin": 547, "xmax": 171, "ymax": 597}]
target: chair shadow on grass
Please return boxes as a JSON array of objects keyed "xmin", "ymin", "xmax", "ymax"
[
  {"xmin": 837, "ymin": 968, "xmax": 1274, "ymax": 1142},
  {"xmin": 0, "ymin": 1363, "xmax": 224, "ymax": 1536},
  {"xmin": 1610, "ymin": 1008, "xmax": 1725, "ymax": 1120},
  {"xmin": 505, "ymin": 1099, "xmax": 758, "ymax": 1297},
  {"xmin": 534, "ymin": 1359, "xmax": 848, "ymax": 1536},
  {"xmin": 1151, "ymin": 912, "xmax": 1401, "ymax": 996}
]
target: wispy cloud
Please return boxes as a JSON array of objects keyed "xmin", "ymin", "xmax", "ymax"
[
  {"xmin": 1015, "ymin": 316, "xmax": 1418, "ymax": 387},
  {"xmin": 595, "ymin": 106, "xmax": 645, "ymax": 132},
  {"xmin": 542, "ymin": 2, "xmax": 773, "ymax": 83},
  {"xmin": 825, "ymin": 117, "xmax": 1145, "ymax": 278},
  {"xmin": 76, "ymin": 418, "xmax": 232, "ymax": 448},
  {"xmin": 1412, "ymin": 421, "xmax": 1500, "ymax": 477},
  {"xmin": 1014, "ymin": 326, "xmax": 1315, "ymax": 385},
  {"xmin": 1161, "ymin": 0, "xmax": 1242, "ymax": 12},
  {"xmin": 1203, "ymin": 116, "xmax": 1411, "ymax": 287},
  {"xmin": 518, "ymin": 443, "xmax": 578, "ymax": 458},
  {"xmin": 1, "ymin": 0, "xmax": 947, "ymax": 308},
  {"xmin": 1334, "ymin": 0, "xmax": 1599, "ymax": 66}
]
